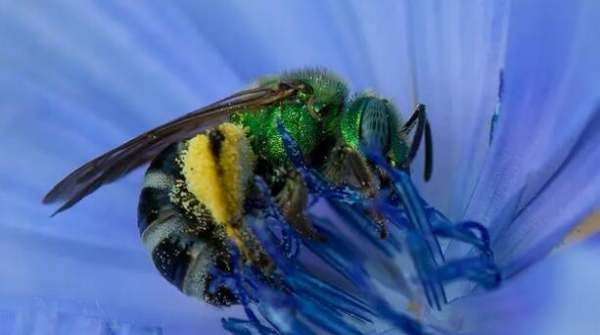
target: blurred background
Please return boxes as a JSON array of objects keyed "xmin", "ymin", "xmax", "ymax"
[{"xmin": 1, "ymin": 1, "xmax": 599, "ymax": 335}]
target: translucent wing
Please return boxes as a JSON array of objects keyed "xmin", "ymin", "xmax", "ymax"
[{"xmin": 44, "ymin": 81, "xmax": 305, "ymax": 215}]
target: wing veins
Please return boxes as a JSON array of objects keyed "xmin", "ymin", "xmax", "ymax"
[{"xmin": 44, "ymin": 83, "xmax": 302, "ymax": 214}]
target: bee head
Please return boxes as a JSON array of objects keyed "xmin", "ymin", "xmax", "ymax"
[{"xmin": 343, "ymin": 94, "xmax": 393, "ymax": 158}]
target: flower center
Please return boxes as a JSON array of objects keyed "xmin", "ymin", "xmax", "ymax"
[{"xmin": 216, "ymin": 121, "xmax": 501, "ymax": 335}]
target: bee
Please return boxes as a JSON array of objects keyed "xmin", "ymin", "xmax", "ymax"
[{"xmin": 44, "ymin": 68, "xmax": 432, "ymax": 306}]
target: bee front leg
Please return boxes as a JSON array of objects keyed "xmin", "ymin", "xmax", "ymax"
[
  {"xmin": 275, "ymin": 170, "xmax": 323, "ymax": 241},
  {"xmin": 323, "ymin": 144, "xmax": 379, "ymax": 196},
  {"xmin": 323, "ymin": 144, "xmax": 388, "ymax": 238}
]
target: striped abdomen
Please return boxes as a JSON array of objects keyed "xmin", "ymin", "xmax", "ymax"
[{"xmin": 137, "ymin": 123, "xmax": 265, "ymax": 306}]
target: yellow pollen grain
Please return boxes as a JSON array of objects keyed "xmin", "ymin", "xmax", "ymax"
[
  {"xmin": 218, "ymin": 123, "xmax": 255, "ymax": 222},
  {"xmin": 181, "ymin": 123, "xmax": 254, "ymax": 248}
]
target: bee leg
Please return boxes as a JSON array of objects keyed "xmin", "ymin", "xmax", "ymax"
[
  {"xmin": 323, "ymin": 143, "xmax": 379, "ymax": 197},
  {"xmin": 275, "ymin": 170, "xmax": 324, "ymax": 241},
  {"xmin": 371, "ymin": 209, "xmax": 388, "ymax": 239},
  {"xmin": 323, "ymin": 144, "xmax": 390, "ymax": 238}
]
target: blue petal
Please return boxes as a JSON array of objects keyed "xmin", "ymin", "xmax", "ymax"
[
  {"xmin": 393, "ymin": 1, "xmax": 510, "ymax": 219},
  {"xmin": 449, "ymin": 0, "xmax": 600, "ymax": 276},
  {"xmin": 0, "ymin": 227, "xmax": 241, "ymax": 334},
  {"xmin": 450, "ymin": 234, "xmax": 600, "ymax": 335}
]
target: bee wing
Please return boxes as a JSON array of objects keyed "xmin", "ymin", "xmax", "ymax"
[{"xmin": 44, "ymin": 81, "xmax": 304, "ymax": 215}]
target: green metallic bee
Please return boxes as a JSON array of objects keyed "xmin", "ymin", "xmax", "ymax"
[{"xmin": 44, "ymin": 68, "xmax": 433, "ymax": 306}]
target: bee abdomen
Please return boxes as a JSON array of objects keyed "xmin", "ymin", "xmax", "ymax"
[
  {"xmin": 138, "ymin": 142, "xmax": 181, "ymax": 233},
  {"xmin": 138, "ymin": 142, "xmax": 238, "ymax": 306}
]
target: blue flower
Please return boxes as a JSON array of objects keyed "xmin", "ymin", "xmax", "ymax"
[{"xmin": 1, "ymin": 1, "xmax": 599, "ymax": 334}]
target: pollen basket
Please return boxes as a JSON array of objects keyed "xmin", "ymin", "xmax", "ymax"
[{"xmin": 179, "ymin": 123, "xmax": 255, "ymax": 234}]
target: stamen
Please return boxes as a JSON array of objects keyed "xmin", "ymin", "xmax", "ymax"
[{"xmin": 220, "ymin": 122, "xmax": 500, "ymax": 335}]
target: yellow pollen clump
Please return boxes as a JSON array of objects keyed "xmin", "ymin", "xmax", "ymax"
[{"xmin": 181, "ymin": 123, "xmax": 254, "ymax": 247}]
